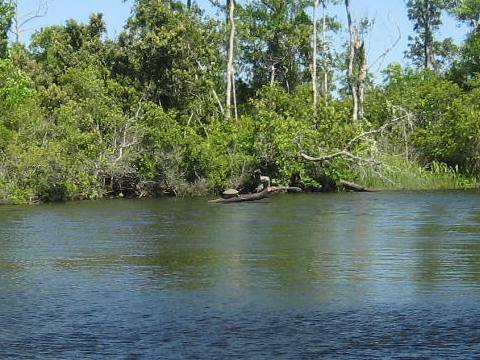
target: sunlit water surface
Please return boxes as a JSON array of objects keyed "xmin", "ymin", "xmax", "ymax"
[{"xmin": 1, "ymin": 192, "xmax": 480, "ymax": 358}]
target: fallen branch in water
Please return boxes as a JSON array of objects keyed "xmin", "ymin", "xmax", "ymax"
[
  {"xmin": 339, "ymin": 180, "xmax": 378, "ymax": 192},
  {"xmin": 269, "ymin": 186, "xmax": 303, "ymax": 193},
  {"xmin": 209, "ymin": 186, "xmax": 302, "ymax": 204}
]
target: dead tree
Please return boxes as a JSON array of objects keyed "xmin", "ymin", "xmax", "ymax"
[
  {"xmin": 314, "ymin": 0, "xmax": 337, "ymax": 112},
  {"xmin": 368, "ymin": 21, "xmax": 401, "ymax": 71},
  {"xmin": 9, "ymin": 0, "xmax": 48, "ymax": 44},
  {"xmin": 206, "ymin": 0, "xmax": 237, "ymax": 119},
  {"xmin": 225, "ymin": 0, "xmax": 237, "ymax": 120},
  {"xmin": 345, "ymin": 0, "xmax": 368, "ymax": 123},
  {"xmin": 345, "ymin": 4, "xmax": 401, "ymax": 123},
  {"xmin": 312, "ymin": 0, "xmax": 319, "ymax": 111},
  {"xmin": 95, "ymin": 97, "xmax": 144, "ymax": 194},
  {"xmin": 321, "ymin": 0, "xmax": 332, "ymax": 98}
]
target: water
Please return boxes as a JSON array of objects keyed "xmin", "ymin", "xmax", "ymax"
[{"xmin": 1, "ymin": 191, "xmax": 480, "ymax": 358}]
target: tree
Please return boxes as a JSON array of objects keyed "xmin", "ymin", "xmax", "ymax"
[
  {"xmin": 0, "ymin": 0, "xmax": 13, "ymax": 58},
  {"xmin": 9, "ymin": 0, "xmax": 48, "ymax": 44},
  {"xmin": 319, "ymin": 0, "xmax": 341, "ymax": 98},
  {"xmin": 30, "ymin": 13, "xmax": 108, "ymax": 87},
  {"xmin": 120, "ymin": 0, "xmax": 222, "ymax": 114},
  {"xmin": 225, "ymin": 0, "xmax": 236, "ymax": 120},
  {"xmin": 312, "ymin": 0, "xmax": 319, "ymax": 110},
  {"xmin": 311, "ymin": 0, "xmax": 340, "ymax": 112},
  {"xmin": 449, "ymin": 27, "xmax": 480, "ymax": 87},
  {"xmin": 239, "ymin": 0, "xmax": 311, "ymax": 93},
  {"xmin": 1, "ymin": 0, "xmax": 478, "ymax": 202},
  {"xmin": 345, "ymin": 0, "xmax": 369, "ymax": 122},
  {"xmin": 454, "ymin": 0, "xmax": 480, "ymax": 32},
  {"xmin": 406, "ymin": 0, "xmax": 455, "ymax": 70}
]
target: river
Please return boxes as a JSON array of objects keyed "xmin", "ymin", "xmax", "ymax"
[{"xmin": 1, "ymin": 191, "xmax": 480, "ymax": 358}]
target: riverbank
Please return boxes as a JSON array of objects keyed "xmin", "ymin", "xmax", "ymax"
[
  {"xmin": 351, "ymin": 157, "xmax": 478, "ymax": 191},
  {"xmin": 0, "ymin": 163, "xmax": 477, "ymax": 206}
]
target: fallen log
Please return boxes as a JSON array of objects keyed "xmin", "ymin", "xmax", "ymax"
[
  {"xmin": 269, "ymin": 186, "xmax": 303, "ymax": 193},
  {"xmin": 209, "ymin": 186, "xmax": 302, "ymax": 204},
  {"xmin": 209, "ymin": 187, "xmax": 270, "ymax": 203},
  {"xmin": 339, "ymin": 180, "xmax": 378, "ymax": 192}
]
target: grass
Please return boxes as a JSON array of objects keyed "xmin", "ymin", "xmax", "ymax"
[{"xmin": 352, "ymin": 156, "xmax": 478, "ymax": 191}]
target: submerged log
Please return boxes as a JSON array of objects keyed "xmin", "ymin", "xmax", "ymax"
[
  {"xmin": 209, "ymin": 186, "xmax": 302, "ymax": 204},
  {"xmin": 339, "ymin": 180, "xmax": 378, "ymax": 192}
]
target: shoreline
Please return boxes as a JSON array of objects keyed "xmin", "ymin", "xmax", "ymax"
[{"xmin": 1, "ymin": 186, "xmax": 478, "ymax": 206}]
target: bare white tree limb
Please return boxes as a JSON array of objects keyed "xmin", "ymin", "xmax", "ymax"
[
  {"xmin": 369, "ymin": 21, "xmax": 402, "ymax": 71},
  {"xmin": 113, "ymin": 97, "xmax": 145, "ymax": 165},
  {"xmin": 9, "ymin": 0, "xmax": 48, "ymax": 44},
  {"xmin": 225, "ymin": 0, "xmax": 236, "ymax": 120},
  {"xmin": 312, "ymin": 0, "xmax": 319, "ymax": 111},
  {"xmin": 301, "ymin": 110, "xmax": 412, "ymax": 163}
]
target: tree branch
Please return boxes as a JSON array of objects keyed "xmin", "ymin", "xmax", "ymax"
[
  {"xmin": 301, "ymin": 110, "xmax": 412, "ymax": 163},
  {"xmin": 369, "ymin": 21, "xmax": 402, "ymax": 71}
]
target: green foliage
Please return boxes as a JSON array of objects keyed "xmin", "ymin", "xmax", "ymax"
[
  {"xmin": 245, "ymin": 85, "xmax": 358, "ymax": 187},
  {"xmin": 239, "ymin": 0, "xmax": 312, "ymax": 93},
  {"xmin": 2, "ymin": 141, "xmax": 101, "ymax": 203},
  {"xmin": 450, "ymin": 31, "xmax": 480, "ymax": 88},
  {"xmin": 406, "ymin": 0, "xmax": 456, "ymax": 71},
  {"xmin": 414, "ymin": 88, "xmax": 480, "ymax": 171},
  {"xmin": 367, "ymin": 65, "xmax": 480, "ymax": 172},
  {"xmin": 0, "ymin": 58, "xmax": 38, "ymax": 151},
  {"xmin": 0, "ymin": 0, "xmax": 13, "ymax": 58},
  {"xmin": 0, "ymin": 59, "xmax": 35, "ymax": 116},
  {"xmin": 454, "ymin": 0, "xmax": 480, "ymax": 30},
  {"xmin": 122, "ymin": 0, "xmax": 222, "ymax": 114}
]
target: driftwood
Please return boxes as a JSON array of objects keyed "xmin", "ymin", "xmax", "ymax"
[
  {"xmin": 209, "ymin": 186, "xmax": 302, "ymax": 204},
  {"xmin": 269, "ymin": 186, "xmax": 303, "ymax": 193},
  {"xmin": 339, "ymin": 180, "xmax": 377, "ymax": 192}
]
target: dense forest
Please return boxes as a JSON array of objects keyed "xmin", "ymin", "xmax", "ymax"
[{"xmin": 0, "ymin": 0, "xmax": 479, "ymax": 203}]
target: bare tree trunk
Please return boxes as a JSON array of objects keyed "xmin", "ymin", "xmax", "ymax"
[
  {"xmin": 10, "ymin": 0, "xmax": 48, "ymax": 44},
  {"xmin": 225, "ymin": 0, "xmax": 236, "ymax": 120},
  {"xmin": 357, "ymin": 45, "xmax": 367, "ymax": 120},
  {"xmin": 345, "ymin": 0, "xmax": 354, "ymax": 81},
  {"xmin": 322, "ymin": 0, "xmax": 328, "ymax": 98},
  {"xmin": 14, "ymin": 0, "xmax": 20, "ymax": 43},
  {"xmin": 232, "ymin": 74, "xmax": 238, "ymax": 121},
  {"xmin": 345, "ymin": 0, "xmax": 358, "ymax": 122},
  {"xmin": 345, "ymin": 0, "xmax": 367, "ymax": 122},
  {"xmin": 270, "ymin": 64, "xmax": 275, "ymax": 86},
  {"xmin": 312, "ymin": 0, "xmax": 319, "ymax": 111},
  {"xmin": 423, "ymin": 0, "xmax": 434, "ymax": 70},
  {"xmin": 425, "ymin": 37, "xmax": 434, "ymax": 70}
]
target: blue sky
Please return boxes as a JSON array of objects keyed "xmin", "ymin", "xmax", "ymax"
[
  {"xmin": 18, "ymin": 0, "xmax": 468, "ymax": 70},
  {"xmin": 18, "ymin": 0, "xmax": 134, "ymax": 40}
]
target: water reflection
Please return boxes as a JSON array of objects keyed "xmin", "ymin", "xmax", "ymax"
[
  {"xmin": 2, "ymin": 192, "xmax": 480, "ymax": 357},
  {"xmin": 1, "ymin": 193, "xmax": 480, "ymax": 296}
]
